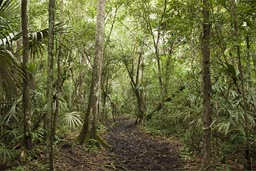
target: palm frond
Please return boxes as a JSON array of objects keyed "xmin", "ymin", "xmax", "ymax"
[
  {"xmin": 31, "ymin": 127, "xmax": 45, "ymax": 143},
  {"xmin": 4, "ymin": 95, "xmax": 22, "ymax": 124},
  {"xmin": 60, "ymin": 111, "xmax": 83, "ymax": 129},
  {"xmin": 0, "ymin": 47, "xmax": 22, "ymax": 98},
  {"xmin": 0, "ymin": 23, "xmax": 66, "ymax": 56},
  {"xmin": 0, "ymin": 143, "xmax": 16, "ymax": 164},
  {"xmin": 0, "ymin": 0, "xmax": 18, "ymax": 18},
  {"xmin": 0, "ymin": 32, "xmax": 18, "ymax": 46},
  {"xmin": 29, "ymin": 22, "xmax": 66, "ymax": 58},
  {"xmin": 0, "ymin": 0, "xmax": 19, "ymax": 31}
]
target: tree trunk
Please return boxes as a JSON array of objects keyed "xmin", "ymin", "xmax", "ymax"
[
  {"xmin": 47, "ymin": 0, "xmax": 55, "ymax": 170},
  {"xmin": 21, "ymin": 0, "xmax": 32, "ymax": 150},
  {"xmin": 102, "ymin": 77, "xmax": 109, "ymax": 121},
  {"xmin": 231, "ymin": 1, "xmax": 252, "ymax": 169},
  {"xmin": 164, "ymin": 53, "xmax": 171, "ymax": 96},
  {"xmin": 145, "ymin": 0, "xmax": 167, "ymax": 99},
  {"xmin": 137, "ymin": 54, "xmax": 146, "ymax": 124},
  {"xmin": 136, "ymin": 90, "xmax": 146, "ymax": 124},
  {"xmin": 79, "ymin": 0, "xmax": 105, "ymax": 144},
  {"xmin": 245, "ymin": 35, "xmax": 251, "ymax": 86},
  {"xmin": 123, "ymin": 52, "xmax": 146, "ymax": 124},
  {"xmin": 201, "ymin": 0, "xmax": 212, "ymax": 170}
]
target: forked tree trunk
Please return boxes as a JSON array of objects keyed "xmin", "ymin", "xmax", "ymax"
[
  {"xmin": 201, "ymin": 0, "xmax": 212, "ymax": 170},
  {"xmin": 123, "ymin": 52, "xmax": 146, "ymax": 124},
  {"xmin": 79, "ymin": 0, "xmax": 106, "ymax": 144},
  {"xmin": 21, "ymin": 0, "xmax": 32, "ymax": 150}
]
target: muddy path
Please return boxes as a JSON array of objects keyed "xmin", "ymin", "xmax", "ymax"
[
  {"xmin": 53, "ymin": 117, "xmax": 185, "ymax": 171},
  {"xmin": 104, "ymin": 117, "xmax": 183, "ymax": 170}
]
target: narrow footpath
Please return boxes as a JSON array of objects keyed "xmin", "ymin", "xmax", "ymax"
[
  {"xmin": 104, "ymin": 117, "xmax": 182, "ymax": 170},
  {"xmin": 55, "ymin": 117, "xmax": 185, "ymax": 171}
]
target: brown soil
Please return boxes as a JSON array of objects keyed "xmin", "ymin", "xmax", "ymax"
[
  {"xmin": 104, "ymin": 117, "xmax": 183, "ymax": 170},
  {"xmin": 55, "ymin": 117, "xmax": 185, "ymax": 171},
  {"xmin": 8, "ymin": 117, "xmax": 194, "ymax": 171},
  {"xmin": 55, "ymin": 144, "xmax": 109, "ymax": 171}
]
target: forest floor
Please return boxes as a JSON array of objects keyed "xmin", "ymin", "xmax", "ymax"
[{"xmin": 54, "ymin": 117, "xmax": 200, "ymax": 171}]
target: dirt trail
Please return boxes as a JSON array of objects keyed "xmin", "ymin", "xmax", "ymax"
[
  {"xmin": 55, "ymin": 117, "xmax": 183, "ymax": 171},
  {"xmin": 104, "ymin": 117, "xmax": 182, "ymax": 170}
]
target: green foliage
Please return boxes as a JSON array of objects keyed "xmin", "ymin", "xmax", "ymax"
[
  {"xmin": 0, "ymin": 47, "xmax": 22, "ymax": 97},
  {"xmin": 60, "ymin": 111, "xmax": 83, "ymax": 129},
  {"xmin": 31, "ymin": 127, "xmax": 45, "ymax": 143},
  {"xmin": 0, "ymin": 0, "xmax": 19, "ymax": 32},
  {"xmin": 0, "ymin": 144, "xmax": 17, "ymax": 165},
  {"xmin": 1, "ymin": 0, "xmax": 256, "ymax": 169}
]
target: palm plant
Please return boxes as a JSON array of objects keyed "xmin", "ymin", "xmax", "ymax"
[
  {"xmin": 0, "ymin": 0, "xmax": 65, "ymax": 166},
  {"xmin": 0, "ymin": 0, "xmax": 64, "ymax": 100},
  {"xmin": 0, "ymin": 0, "xmax": 20, "ymax": 101}
]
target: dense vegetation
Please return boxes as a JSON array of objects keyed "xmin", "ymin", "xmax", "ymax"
[{"xmin": 1, "ymin": 0, "xmax": 256, "ymax": 170}]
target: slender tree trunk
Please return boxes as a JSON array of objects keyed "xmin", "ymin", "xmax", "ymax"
[
  {"xmin": 141, "ymin": 2, "xmax": 159, "ymax": 97},
  {"xmin": 104, "ymin": 3, "xmax": 120, "ymax": 51},
  {"xmin": 49, "ymin": 0, "xmax": 63, "ymax": 170},
  {"xmin": 21, "ymin": 0, "xmax": 32, "ymax": 150},
  {"xmin": 123, "ymin": 53, "xmax": 146, "ymax": 124},
  {"xmin": 154, "ymin": 39, "xmax": 163, "ymax": 96},
  {"xmin": 102, "ymin": 74, "xmax": 109, "ymax": 121},
  {"xmin": 79, "ymin": 0, "xmax": 106, "ymax": 144},
  {"xmin": 231, "ymin": 1, "xmax": 252, "ymax": 169},
  {"xmin": 137, "ymin": 54, "xmax": 146, "ymax": 124},
  {"xmin": 47, "ymin": 0, "xmax": 55, "ymax": 170},
  {"xmin": 164, "ymin": 52, "xmax": 171, "ymax": 96},
  {"xmin": 147, "ymin": 0, "xmax": 167, "ymax": 98},
  {"xmin": 245, "ymin": 35, "xmax": 251, "ymax": 85},
  {"xmin": 53, "ymin": 0, "xmax": 63, "ymax": 132},
  {"xmin": 201, "ymin": 0, "xmax": 212, "ymax": 170}
]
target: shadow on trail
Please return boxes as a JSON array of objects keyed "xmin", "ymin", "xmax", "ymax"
[{"xmin": 104, "ymin": 117, "xmax": 183, "ymax": 170}]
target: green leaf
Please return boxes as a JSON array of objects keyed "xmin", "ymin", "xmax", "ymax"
[{"xmin": 61, "ymin": 111, "xmax": 83, "ymax": 129}]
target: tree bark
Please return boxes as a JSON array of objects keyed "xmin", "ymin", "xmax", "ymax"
[
  {"xmin": 123, "ymin": 53, "xmax": 146, "ymax": 124},
  {"xmin": 245, "ymin": 35, "xmax": 251, "ymax": 87},
  {"xmin": 231, "ymin": 1, "xmax": 252, "ymax": 169},
  {"xmin": 21, "ymin": 0, "xmax": 32, "ymax": 150},
  {"xmin": 79, "ymin": 0, "xmax": 105, "ymax": 144},
  {"xmin": 144, "ymin": 0, "xmax": 167, "ymax": 98},
  {"xmin": 201, "ymin": 0, "xmax": 212, "ymax": 170},
  {"xmin": 47, "ymin": 0, "xmax": 55, "ymax": 170}
]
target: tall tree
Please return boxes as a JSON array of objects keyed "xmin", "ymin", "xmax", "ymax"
[
  {"xmin": 123, "ymin": 51, "xmax": 146, "ymax": 124},
  {"xmin": 79, "ymin": 0, "xmax": 106, "ymax": 144},
  {"xmin": 140, "ymin": 0, "xmax": 167, "ymax": 98},
  {"xmin": 201, "ymin": 0, "xmax": 212, "ymax": 170},
  {"xmin": 52, "ymin": 0, "xmax": 63, "ymax": 152},
  {"xmin": 21, "ymin": 0, "xmax": 32, "ymax": 150},
  {"xmin": 47, "ymin": 0, "xmax": 55, "ymax": 170},
  {"xmin": 230, "ymin": 0, "xmax": 252, "ymax": 169}
]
